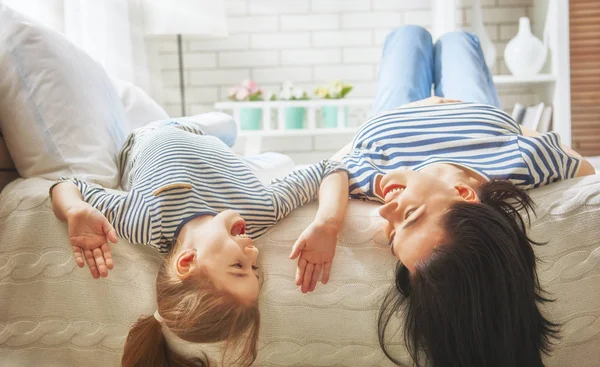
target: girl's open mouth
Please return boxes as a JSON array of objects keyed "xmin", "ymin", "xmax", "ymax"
[{"xmin": 231, "ymin": 219, "xmax": 246, "ymax": 236}]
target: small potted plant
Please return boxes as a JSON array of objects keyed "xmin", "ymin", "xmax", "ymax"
[
  {"xmin": 228, "ymin": 80, "xmax": 267, "ymax": 130},
  {"xmin": 314, "ymin": 81, "xmax": 353, "ymax": 128},
  {"xmin": 279, "ymin": 82, "xmax": 309, "ymax": 129}
]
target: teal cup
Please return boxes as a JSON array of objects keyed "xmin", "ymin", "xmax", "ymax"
[
  {"xmin": 322, "ymin": 106, "xmax": 348, "ymax": 128},
  {"xmin": 240, "ymin": 108, "xmax": 262, "ymax": 130},
  {"xmin": 284, "ymin": 107, "xmax": 305, "ymax": 129}
]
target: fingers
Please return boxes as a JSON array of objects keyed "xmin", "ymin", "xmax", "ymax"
[
  {"xmin": 101, "ymin": 242, "xmax": 114, "ymax": 270},
  {"xmin": 322, "ymin": 262, "xmax": 332, "ymax": 284},
  {"xmin": 93, "ymin": 247, "xmax": 108, "ymax": 278},
  {"xmin": 103, "ymin": 220, "xmax": 118, "ymax": 243},
  {"xmin": 296, "ymin": 258, "xmax": 307, "ymax": 286},
  {"xmin": 72, "ymin": 246, "xmax": 85, "ymax": 268},
  {"xmin": 84, "ymin": 249, "xmax": 100, "ymax": 279},
  {"xmin": 309, "ymin": 263, "xmax": 322, "ymax": 292},
  {"xmin": 289, "ymin": 239, "xmax": 305, "ymax": 260},
  {"xmin": 302, "ymin": 262, "xmax": 314, "ymax": 293}
]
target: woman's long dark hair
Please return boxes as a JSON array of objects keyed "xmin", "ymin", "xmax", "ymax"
[{"xmin": 378, "ymin": 180, "xmax": 560, "ymax": 367}]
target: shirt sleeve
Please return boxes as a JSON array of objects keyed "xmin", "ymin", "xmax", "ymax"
[
  {"xmin": 517, "ymin": 132, "xmax": 582, "ymax": 188},
  {"xmin": 341, "ymin": 152, "xmax": 385, "ymax": 203},
  {"xmin": 53, "ymin": 178, "xmax": 154, "ymax": 246},
  {"xmin": 267, "ymin": 160, "xmax": 347, "ymax": 221}
]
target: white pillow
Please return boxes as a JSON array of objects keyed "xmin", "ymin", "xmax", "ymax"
[
  {"xmin": 0, "ymin": 6, "xmax": 128, "ymax": 188},
  {"xmin": 111, "ymin": 77, "xmax": 169, "ymax": 132}
]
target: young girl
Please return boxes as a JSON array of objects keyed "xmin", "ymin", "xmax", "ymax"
[
  {"xmin": 324, "ymin": 25, "xmax": 595, "ymax": 366},
  {"xmin": 50, "ymin": 117, "xmax": 348, "ymax": 366}
]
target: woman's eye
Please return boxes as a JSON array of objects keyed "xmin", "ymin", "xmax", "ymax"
[
  {"xmin": 252, "ymin": 265, "xmax": 259, "ymax": 271},
  {"xmin": 405, "ymin": 208, "xmax": 416, "ymax": 219},
  {"xmin": 234, "ymin": 263, "xmax": 243, "ymax": 268}
]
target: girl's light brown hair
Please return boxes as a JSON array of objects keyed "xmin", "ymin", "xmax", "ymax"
[{"xmin": 121, "ymin": 242, "xmax": 260, "ymax": 367}]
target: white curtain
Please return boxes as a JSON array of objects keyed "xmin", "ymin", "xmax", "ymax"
[{"xmin": 1, "ymin": 0, "xmax": 150, "ymax": 91}]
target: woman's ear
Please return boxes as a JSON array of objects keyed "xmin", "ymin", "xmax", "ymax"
[
  {"xmin": 455, "ymin": 183, "xmax": 479, "ymax": 203},
  {"xmin": 174, "ymin": 249, "xmax": 197, "ymax": 279}
]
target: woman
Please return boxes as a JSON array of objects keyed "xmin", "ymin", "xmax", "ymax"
[
  {"xmin": 323, "ymin": 25, "xmax": 595, "ymax": 366},
  {"xmin": 50, "ymin": 117, "xmax": 348, "ymax": 366}
]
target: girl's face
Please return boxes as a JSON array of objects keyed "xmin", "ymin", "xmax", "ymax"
[
  {"xmin": 175, "ymin": 210, "xmax": 260, "ymax": 304},
  {"xmin": 377, "ymin": 169, "xmax": 478, "ymax": 272}
]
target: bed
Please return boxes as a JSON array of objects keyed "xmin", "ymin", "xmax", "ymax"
[
  {"xmin": 1, "ymin": 6, "xmax": 599, "ymax": 365},
  {"xmin": 1, "ymin": 173, "xmax": 599, "ymax": 366}
]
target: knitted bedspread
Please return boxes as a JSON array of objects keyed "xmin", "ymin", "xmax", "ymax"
[{"xmin": 1, "ymin": 176, "xmax": 599, "ymax": 366}]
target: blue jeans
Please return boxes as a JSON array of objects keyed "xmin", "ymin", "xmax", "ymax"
[{"xmin": 372, "ymin": 25, "xmax": 501, "ymax": 115}]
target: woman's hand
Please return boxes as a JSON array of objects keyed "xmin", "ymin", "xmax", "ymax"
[
  {"xmin": 290, "ymin": 220, "xmax": 339, "ymax": 293},
  {"xmin": 65, "ymin": 202, "xmax": 117, "ymax": 279},
  {"xmin": 401, "ymin": 96, "xmax": 462, "ymax": 108}
]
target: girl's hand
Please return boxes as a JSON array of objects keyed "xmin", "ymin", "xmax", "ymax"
[
  {"xmin": 289, "ymin": 220, "xmax": 339, "ymax": 293},
  {"xmin": 65, "ymin": 203, "xmax": 118, "ymax": 279}
]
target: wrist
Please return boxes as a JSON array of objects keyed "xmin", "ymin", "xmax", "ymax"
[
  {"xmin": 65, "ymin": 201, "xmax": 91, "ymax": 221},
  {"xmin": 313, "ymin": 217, "xmax": 342, "ymax": 232}
]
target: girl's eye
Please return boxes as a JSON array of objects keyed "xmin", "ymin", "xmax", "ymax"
[
  {"xmin": 405, "ymin": 208, "xmax": 416, "ymax": 219},
  {"xmin": 234, "ymin": 263, "xmax": 243, "ymax": 268},
  {"xmin": 252, "ymin": 266, "xmax": 259, "ymax": 271}
]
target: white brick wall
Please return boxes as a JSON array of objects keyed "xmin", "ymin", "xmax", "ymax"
[{"xmin": 148, "ymin": 0, "xmax": 536, "ymax": 163}]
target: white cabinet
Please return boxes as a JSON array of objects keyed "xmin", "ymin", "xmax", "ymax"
[{"xmin": 433, "ymin": 0, "xmax": 572, "ymax": 145}]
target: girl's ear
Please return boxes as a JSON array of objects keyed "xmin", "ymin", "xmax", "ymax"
[
  {"xmin": 174, "ymin": 249, "xmax": 197, "ymax": 279},
  {"xmin": 455, "ymin": 183, "xmax": 479, "ymax": 203}
]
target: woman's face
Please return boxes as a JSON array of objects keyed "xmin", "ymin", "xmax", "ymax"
[
  {"xmin": 176, "ymin": 210, "xmax": 260, "ymax": 304},
  {"xmin": 377, "ymin": 169, "xmax": 476, "ymax": 272}
]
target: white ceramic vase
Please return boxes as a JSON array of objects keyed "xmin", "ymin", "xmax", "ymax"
[
  {"xmin": 472, "ymin": 0, "xmax": 496, "ymax": 69},
  {"xmin": 504, "ymin": 17, "xmax": 548, "ymax": 78}
]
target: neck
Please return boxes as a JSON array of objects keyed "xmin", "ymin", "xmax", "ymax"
[
  {"xmin": 422, "ymin": 163, "xmax": 484, "ymax": 189},
  {"xmin": 176, "ymin": 214, "xmax": 215, "ymax": 251}
]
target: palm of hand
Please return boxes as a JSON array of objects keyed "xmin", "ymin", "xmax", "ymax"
[
  {"xmin": 290, "ymin": 221, "xmax": 338, "ymax": 293},
  {"xmin": 68, "ymin": 207, "xmax": 111, "ymax": 250},
  {"xmin": 66, "ymin": 205, "xmax": 117, "ymax": 279}
]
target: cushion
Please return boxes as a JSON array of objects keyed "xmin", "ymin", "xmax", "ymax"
[
  {"xmin": 111, "ymin": 77, "xmax": 169, "ymax": 132},
  {"xmin": 0, "ymin": 6, "xmax": 127, "ymax": 188}
]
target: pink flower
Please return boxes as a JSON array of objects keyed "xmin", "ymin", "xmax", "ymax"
[
  {"xmin": 228, "ymin": 87, "xmax": 238, "ymax": 98},
  {"xmin": 242, "ymin": 79, "xmax": 258, "ymax": 94},
  {"xmin": 235, "ymin": 88, "xmax": 249, "ymax": 101}
]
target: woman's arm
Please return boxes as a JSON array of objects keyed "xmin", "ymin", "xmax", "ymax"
[{"xmin": 520, "ymin": 126, "xmax": 596, "ymax": 177}]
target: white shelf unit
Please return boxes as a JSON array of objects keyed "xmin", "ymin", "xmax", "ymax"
[
  {"xmin": 492, "ymin": 74, "xmax": 556, "ymax": 85},
  {"xmin": 214, "ymin": 99, "xmax": 372, "ymax": 155},
  {"xmin": 433, "ymin": 0, "xmax": 571, "ymax": 145}
]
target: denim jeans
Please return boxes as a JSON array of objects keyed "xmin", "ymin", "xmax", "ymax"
[{"xmin": 372, "ymin": 25, "xmax": 501, "ymax": 115}]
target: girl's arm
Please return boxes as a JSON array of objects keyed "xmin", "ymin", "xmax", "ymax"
[
  {"xmin": 267, "ymin": 160, "xmax": 350, "ymax": 292},
  {"xmin": 289, "ymin": 170, "xmax": 349, "ymax": 293},
  {"xmin": 51, "ymin": 181, "xmax": 118, "ymax": 278}
]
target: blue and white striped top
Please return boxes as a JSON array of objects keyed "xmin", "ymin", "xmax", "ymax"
[
  {"xmin": 60, "ymin": 121, "xmax": 345, "ymax": 253},
  {"xmin": 342, "ymin": 103, "xmax": 581, "ymax": 203}
]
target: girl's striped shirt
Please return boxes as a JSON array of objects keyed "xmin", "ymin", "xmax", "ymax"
[
  {"xmin": 58, "ymin": 120, "xmax": 345, "ymax": 253},
  {"xmin": 342, "ymin": 102, "xmax": 581, "ymax": 203}
]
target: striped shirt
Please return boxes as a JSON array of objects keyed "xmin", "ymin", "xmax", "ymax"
[
  {"xmin": 342, "ymin": 102, "xmax": 581, "ymax": 203},
  {"xmin": 60, "ymin": 120, "xmax": 344, "ymax": 253}
]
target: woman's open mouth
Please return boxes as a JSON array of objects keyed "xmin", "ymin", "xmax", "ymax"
[{"xmin": 383, "ymin": 184, "xmax": 406, "ymax": 203}]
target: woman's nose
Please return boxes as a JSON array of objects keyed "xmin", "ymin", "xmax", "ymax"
[{"xmin": 378, "ymin": 200, "xmax": 399, "ymax": 219}]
